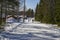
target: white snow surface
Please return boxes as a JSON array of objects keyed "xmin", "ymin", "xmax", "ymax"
[
  {"xmin": 6, "ymin": 17, "xmax": 17, "ymax": 22},
  {"xmin": 0, "ymin": 17, "xmax": 60, "ymax": 40}
]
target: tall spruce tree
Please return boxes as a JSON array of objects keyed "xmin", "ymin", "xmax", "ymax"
[
  {"xmin": 35, "ymin": 0, "xmax": 59, "ymax": 24},
  {"xmin": 55, "ymin": 0, "xmax": 60, "ymax": 26},
  {"xmin": 26, "ymin": 8, "xmax": 34, "ymax": 17},
  {"xmin": 35, "ymin": 4, "xmax": 40, "ymax": 21}
]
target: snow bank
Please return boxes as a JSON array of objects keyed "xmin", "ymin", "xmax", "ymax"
[
  {"xmin": 4, "ymin": 23, "xmax": 20, "ymax": 31},
  {"xmin": 6, "ymin": 17, "xmax": 17, "ymax": 23},
  {"xmin": 22, "ymin": 23, "xmax": 52, "ymax": 27}
]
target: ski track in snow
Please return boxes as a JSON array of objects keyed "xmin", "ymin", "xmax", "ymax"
[{"xmin": 0, "ymin": 18, "xmax": 60, "ymax": 40}]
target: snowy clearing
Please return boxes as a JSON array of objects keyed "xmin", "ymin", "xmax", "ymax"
[{"xmin": 0, "ymin": 17, "xmax": 60, "ymax": 40}]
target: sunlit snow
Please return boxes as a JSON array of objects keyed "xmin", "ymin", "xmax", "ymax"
[{"xmin": 0, "ymin": 17, "xmax": 60, "ymax": 40}]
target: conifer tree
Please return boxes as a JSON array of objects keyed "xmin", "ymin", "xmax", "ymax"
[
  {"xmin": 55, "ymin": 0, "xmax": 60, "ymax": 26},
  {"xmin": 35, "ymin": 0, "xmax": 60, "ymax": 26}
]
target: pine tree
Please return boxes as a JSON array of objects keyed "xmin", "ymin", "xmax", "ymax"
[
  {"xmin": 35, "ymin": 0, "xmax": 56, "ymax": 24},
  {"xmin": 0, "ymin": 0, "xmax": 20, "ymax": 28},
  {"xmin": 55, "ymin": 0, "xmax": 60, "ymax": 26},
  {"xmin": 35, "ymin": 0, "xmax": 60, "ymax": 26},
  {"xmin": 35, "ymin": 4, "xmax": 40, "ymax": 21},
  {"xmin": 26, "ymin": 8, "xmax": 34, "ymax": 17}
]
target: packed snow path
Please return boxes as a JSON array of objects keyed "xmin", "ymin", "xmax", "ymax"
[
  {"xmin": 0, "ymin": 22, "xmax": 60, "ymax": 40},
  {"xmin": 0, "ymin": 18, "xmax": 60, "ymax": 40}
]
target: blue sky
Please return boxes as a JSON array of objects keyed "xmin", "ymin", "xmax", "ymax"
[{"xmin": 26, "ymin": 0, "xmax": 40, "ymax": 11}]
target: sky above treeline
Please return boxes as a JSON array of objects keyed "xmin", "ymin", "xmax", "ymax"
[{"xmin": 26, "ymin": 0, "xmax": 40, "ymax": 11}]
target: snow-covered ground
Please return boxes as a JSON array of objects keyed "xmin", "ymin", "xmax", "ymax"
[{"xmin": 0, "ymin": 17, "xmax": 60, "ymax": 40}]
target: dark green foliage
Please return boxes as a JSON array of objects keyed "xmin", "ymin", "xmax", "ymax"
[
  {"xmin": 55, "ymin": 0, "xmax": 60, "ymax": 26},
  {"xmin": 0, "ymin": 18, "xmax": 2, "ymax": 25},
  {"xmin": 0, "ymin": 0, "xmax": 20, "ymax": 29},
  {"xmin": 35, "ymin": 0, "xmax": 60, "ymax": 26},
  {"xmin": 0, "ymin": 0, "xmax": 19, "ymax": 6},
  {"xmin": 35, "ymin": 3, "xmax": 43, "ymax": 21},
  {"xmin": 0, "ymin": 18, "xmax": 5, "ymax": 29},
  {"xmin": 26, "ymin": 8, "xmax": 34, "ymax": 17}
]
